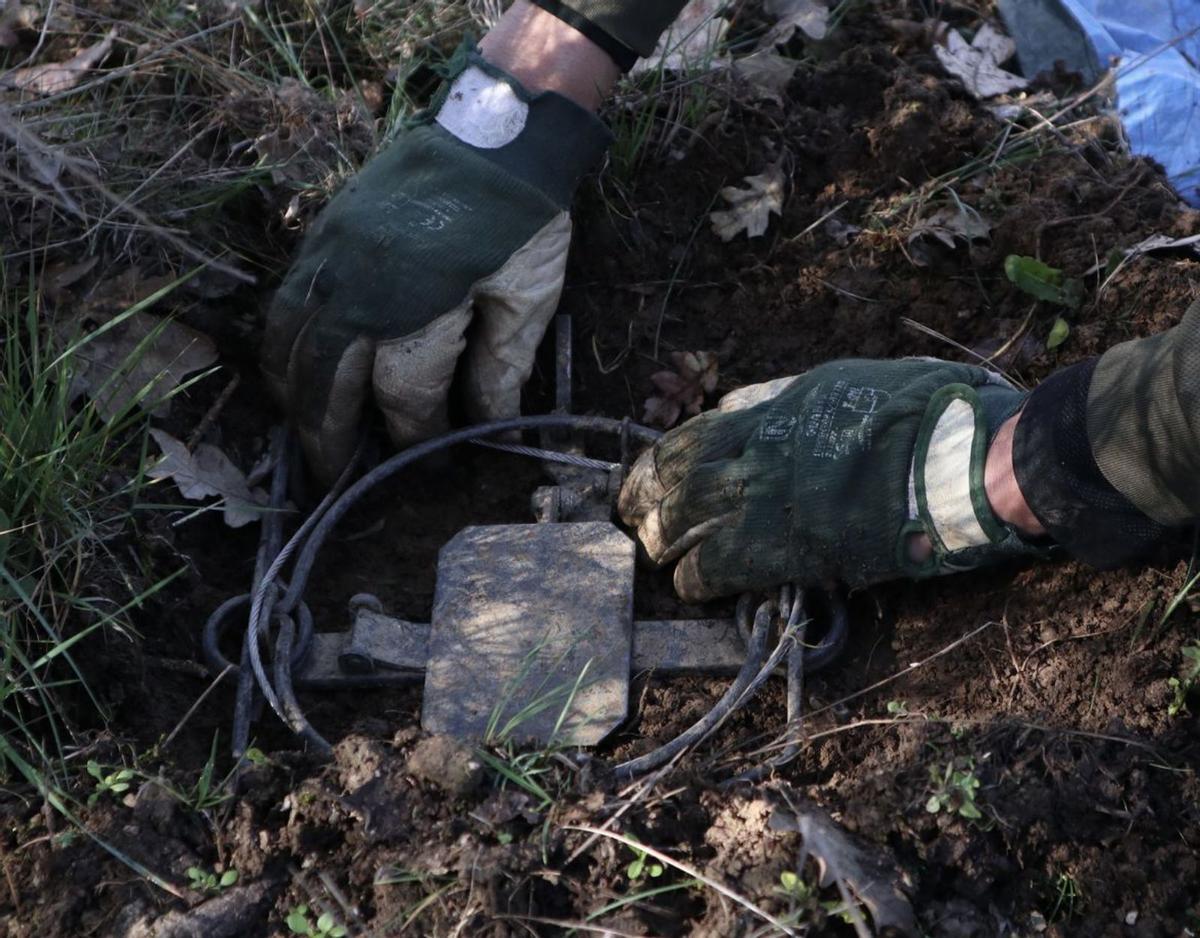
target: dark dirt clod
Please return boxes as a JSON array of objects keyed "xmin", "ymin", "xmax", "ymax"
[{"xmin": 404, "ymin": 735, "xmax": 486, "ymax": 798}]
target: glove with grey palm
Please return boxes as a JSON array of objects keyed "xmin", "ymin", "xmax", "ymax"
[
  {"xmin": 262, "ymin": 43, "xmax": 610, "ymax": 482},
  {"xmin": 618, "ymin": 358, "xmax": 1046, "ymax": 601}
]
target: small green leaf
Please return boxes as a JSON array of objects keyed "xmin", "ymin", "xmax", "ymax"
[
  {"xmin": 627, "ymin": 855, "xmax": 645, "ymax": 880},
  {"xmin": 186, "ymin": 867, "xmax": 204, "ymax": 882},
  {"xmin": 959, "ymin": 801, "xmax": 983, "ymax": 820},
  {"xmin": 1047, "ymin": 317, "xmax": 1070, "ymax": 350},
  {"xmin": 286, "ymin": 907, "xmax": 311, "ymax": 934},
  {"xmin": 780, "ymin": 870, "xmax": 800, "ymax": 891},
  {"xmin": 244, "ymin": 747, "xmax": 269, "ymax": 766},
  {"xmin": 330, "ymin": 928, "xmax": 347, "ymax": 938},
  {"xmin": 220, "ymin": 869, "xmax": 238, "ymax": 887},
  {"xmin": 648, "ymin": 862, "xmax": 664, "ymax": 878},
  {"xmin": 87, "ymin": 760, "xmax": 104, "ymax": 780},
  {"xmin": 925, "ymin": 795, "xmax": 942, "ymax": 814},
  {"xmin": 1004, "ymin": 255, "xmax": 1083, "ymax": 308}
]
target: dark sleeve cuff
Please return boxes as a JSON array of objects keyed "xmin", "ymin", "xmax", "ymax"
[
  {"xmin": 526, "ymin": 0, "xmax": 689, "ymax": 71},
  {"xmin": 1013, "ymin": 357, "xmax": 1171, "ymax": 568}
]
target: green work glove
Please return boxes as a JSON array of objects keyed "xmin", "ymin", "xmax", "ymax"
[
  {"xmin": 618, "ymin": 358, "xmax": 1046, "ymax": 601},
  {"xmin": 262, "ymin": 43, "xmax": 610, "ymax": 482}
]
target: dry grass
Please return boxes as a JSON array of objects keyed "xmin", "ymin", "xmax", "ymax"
[{"xmin": 0, "ymin": 1, "xmax": 485, "ymax": 283}]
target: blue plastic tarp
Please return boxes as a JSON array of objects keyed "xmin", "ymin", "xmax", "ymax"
[{"xmin": 1042, "ymin": 0, "xmax": 1200, "ymax": 205}]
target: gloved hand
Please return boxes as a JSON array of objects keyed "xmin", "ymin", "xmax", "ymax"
[
  {"xmin": 262, "ymin": 43, "xmax": 610, "ymax": 482},
  {"xmin": 618, "ymin": 358, "xmax": 1047, "ymax": 601}
]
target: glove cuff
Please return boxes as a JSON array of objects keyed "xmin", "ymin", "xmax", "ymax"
[
  {"xmin": 526, "ymin": 0, "xmax": 690, "ymax": 70},
  {"xmin": 430, "ymin": 42, "xmax": 612, "ymax": 208},
  {"xmin": 906, "ymin": 383, "xmax": 1041, "ymax": 575},
  {"xmin": 1014, "ymin": 357, "xmax": 1171, "ymax": 567}
]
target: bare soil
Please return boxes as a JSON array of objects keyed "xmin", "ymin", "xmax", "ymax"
[{"xmin": 3, "ymin": 3, "xmax": 1199, "ymax": 937}]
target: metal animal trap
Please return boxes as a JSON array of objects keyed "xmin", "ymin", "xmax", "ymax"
[{"xmin": 207, "ymin": 317, "xmax": 848, "ymax": 769}]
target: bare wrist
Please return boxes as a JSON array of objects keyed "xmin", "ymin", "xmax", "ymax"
[
  {"xmin": 479, "ymin": 1, "xmax": 621, "ymax": 111},
  {"xmin": 985, "ymin": 412, "xmax": 1047, "ymax": 538}
]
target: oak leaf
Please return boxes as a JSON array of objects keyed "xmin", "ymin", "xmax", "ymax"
[
  {"xmin": 62, "ymin": 310, "xmax": 217, "ymax": 421},
  {"xmin": 148, "ymin": 429, "xmax": 267, "ymax": 528},
  {"xmin": 643, "ymin": 350, "xmax": 719, "ymax": 429},
  {"xmin": 933, "ymin": 21, "xmax": 1027, "ymax": 99},
  {"xmin": 710, "ymin": 162, "xmax": 786, "ymax": 241}
]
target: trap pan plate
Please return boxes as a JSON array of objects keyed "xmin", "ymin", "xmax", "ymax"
[{"xmin": 422, "ymin": 522, "xmax": 634, "ymax": 745}]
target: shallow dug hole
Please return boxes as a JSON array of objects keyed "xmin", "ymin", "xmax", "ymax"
[{"xmin": 4, "ymin": 3, "xmax": 1200, "ymax": 936}]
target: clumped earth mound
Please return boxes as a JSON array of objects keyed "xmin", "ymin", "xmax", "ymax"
[{"xmin": 2, "ymin": 2, "xmax": 1199, "ymax": 936}]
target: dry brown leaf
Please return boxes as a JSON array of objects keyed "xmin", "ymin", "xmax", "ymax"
[
  {"xmin": 632, "ymin": 0, "xmax": 727, "ymax": 75},
  {"xmin": 769, "ymin": 802, "xmax": 916, "ymax": 935},
  {"xmin": 40, "ymin": 255, "xmax": 99, "ymax": 302},
  {"xmin": 63, "ymin": 310, "xmax": 217, "ymax": 421},
  {"xmin": 760, "ymin": 0, "xmax": 828, "ymax": 48},
  {"xmin": 731, "ymin": 51, "xmax": 798, "ymax": 103},
  {"xmin": 907, "ymin": 203, "xmax": 991, "ymax": 266},
  {"xmin": 933, "ymin": 21, "xmax": 1027, "ymax": 99},
  {"xmin": 148, "ymin": 429, "xmax": 266, "ymax": 528},
  {"xmin": 4, "ymin": 27, "xmax": 115, "ymax": 95},
  {"xmin": 643, "ymin": 350, "xmax": 718, "ymax": 429},
  {"xmin": 83, "ymin": 267, "xmax": 177, "ymax": 311},
  {"xmin": 710, "ymin": 162, "xmax": 786, "ymax": 241}
]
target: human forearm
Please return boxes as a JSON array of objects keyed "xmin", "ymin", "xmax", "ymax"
[
  {"xmin": 480, "ymin": 1, "xmax": 621, "ymax": 111},
  {"xmin": 985, "ymin": 412, "xmax": 1045, "ymax": 537}
]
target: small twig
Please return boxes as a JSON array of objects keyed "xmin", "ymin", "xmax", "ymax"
[
  {"xmin": 3, "ymin": 857, "xmax": 21, "ymax": 917},
  {"xmin": 492, "ymin": 915, "xmax": 645, "ymax": 938},
  {"xmin": 805, "ymin": 620, "xmax": 999, "ymax": 724},
  {"xmin": 142, "ymin": 655, "xmax": 210, "ymax": 678},
  {"xmin": 186, "ymin": 373, "xmax": 241, "ymax": 451},
  {"xmin": 567, "ymin": 825, "xmax": 799, "ymax": 937},
  {"xmin": 817, "ymin": 277, "xmax": 877, "ymax": 304},
  {"xmin": 161, "ymin": 665, "xmax": 233, "ymax": 751},
  {"xmin": 785, "ymin": 199, "xmax": 848, "ymax": 243},
  {"xmin": 564, "ymin": 764, "xmax": 674, "ymax": 866},
  {"xmin": 981, "ymin": 304, "xmax": 1036, "ymax": 368},
  {"xmin": 900, "ymin": 317, "xmax": 1026, "ymax": 389},
  {"xmin": 317, "ymin": 869, "xmax": 362, "ymax": 925}
]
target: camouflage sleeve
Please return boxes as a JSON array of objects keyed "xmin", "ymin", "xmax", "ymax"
[
  {"xmin": 1088, "ymin": 300, "xmax": 1200, "ymax": 526},
  {"xmin": 525, "ymin": 0, "xmax": 689, "ymax": 69}
]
